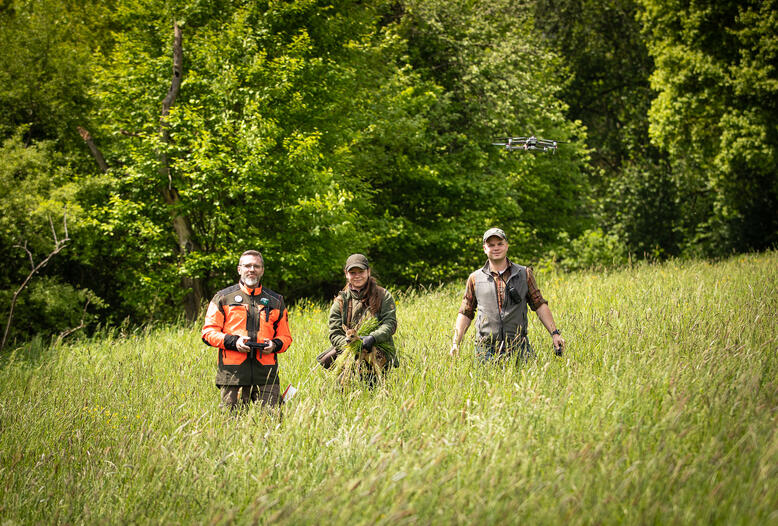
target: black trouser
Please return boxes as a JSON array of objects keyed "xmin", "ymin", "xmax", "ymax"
[{"xmin": 219, "ymin": 383, "xmax": 281, "ymax": 410}]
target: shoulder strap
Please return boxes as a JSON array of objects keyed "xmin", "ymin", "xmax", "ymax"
[{"xmin": 335, "ymin": 290, "xmax": 354, "ymax": 327}]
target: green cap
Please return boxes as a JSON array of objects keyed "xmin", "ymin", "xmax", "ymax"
[
  {"xmin": 344, "ymin": 253, "xmax": 370, "ymax": 271},
  {"xmin": 483, "ymin": 228, "xmax": 507, "ymax": 242}
]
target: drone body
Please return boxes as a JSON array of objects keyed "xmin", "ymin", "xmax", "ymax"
[{"xmin": 492, "ymin": 136, "xmax": 561, "ymax": 153}]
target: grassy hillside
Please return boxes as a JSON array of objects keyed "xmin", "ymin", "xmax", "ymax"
[{"xmin": 1, "ymin": 253, "xmax": 777, "ymax": 524}]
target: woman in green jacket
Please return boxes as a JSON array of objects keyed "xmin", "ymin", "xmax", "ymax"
[{"xmin": 317, "ymin": 253, "xmax": 398, "ymax": 372}]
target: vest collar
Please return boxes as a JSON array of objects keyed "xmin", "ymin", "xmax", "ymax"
[{"xmin": 481, "ymin": 258, "xmax": 517, "ymax": 276}]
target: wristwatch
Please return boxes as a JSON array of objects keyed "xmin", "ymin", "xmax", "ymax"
[{"xmin": 551, "ymin": 329, "xmax": 561, "ymax": 336}]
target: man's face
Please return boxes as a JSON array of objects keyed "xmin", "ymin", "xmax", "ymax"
[
  {"xmin": 345, "ymin": 267, "xmax": 370, "ymax": 289},
  {"xmin": 238, "ymin": 255, "xmax": 264, "ymax": 287},
  {"xmin": 483, "ymin": 236, "xmax": 509, "ymax": 261}
]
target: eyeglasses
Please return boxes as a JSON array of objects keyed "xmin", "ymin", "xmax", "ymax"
[{"xmin": 241, "ymin": 264, "xmax": 263, "ymax": 270}]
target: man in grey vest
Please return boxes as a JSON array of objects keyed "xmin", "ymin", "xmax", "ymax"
[{"xmin": 450, "ymin": 228, "xmax": 565, "ymax": 361}]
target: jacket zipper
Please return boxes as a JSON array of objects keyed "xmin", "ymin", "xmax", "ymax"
[{"xmin": 249, "ymin": 292, "xmax": 261, "ymax": 385}]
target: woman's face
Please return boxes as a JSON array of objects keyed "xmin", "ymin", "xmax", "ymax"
[{"xmin": 345, "ymin": 267, "xmax": 370, "ymax": 289}]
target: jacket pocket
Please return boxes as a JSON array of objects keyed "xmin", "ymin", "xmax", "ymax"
[{"xmin": 221, "ymin": 348, "xmax": 247, "ymax": 366}]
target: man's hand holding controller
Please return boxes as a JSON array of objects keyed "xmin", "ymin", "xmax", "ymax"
[{"xmin": 236, "ymin": 337, "xmax": 275, "ymax": 354}]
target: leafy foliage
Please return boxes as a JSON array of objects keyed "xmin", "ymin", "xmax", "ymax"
[
  {"xmin": 0, "ymin": 131, "xmax": 99, "ymax": 344},
  {"xmin": 90, "ymin": 0, "xmax": 377, "ymax": 309},
  {"xmin": 363, "ymin": 0, "xmax": 589, "ymax": 283},
  {"xmin": 638, "ymin": 0, "xmax": 778, "ymax": 254},
  {"xmin": 549, "ymin": 228, "xmax": 628, "ymax": 272},
  {"xmin": 0, "ymin": 0, "xmax": 109, "ymax": 151},
  {"xmin": 1, "ymin": 0, "xmax": 776, "ymax": 340},
  {"xmin": 534, "ymin": 0, "xmax": 655, "ymax": 173}
]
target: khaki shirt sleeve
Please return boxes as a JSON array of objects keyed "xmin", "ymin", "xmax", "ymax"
[{"xmin": 526, "ymin": 267, "xmax": 548, "ymax": 311}]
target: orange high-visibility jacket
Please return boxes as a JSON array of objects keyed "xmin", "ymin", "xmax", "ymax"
[{"xmin": 202, "ymin": 282, "xmax": 292, "ymax": 386}]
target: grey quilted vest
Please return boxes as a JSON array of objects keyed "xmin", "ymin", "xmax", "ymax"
[{"xmin": 472, "ymin": 261, "xmax": 529, "ymax": 352}]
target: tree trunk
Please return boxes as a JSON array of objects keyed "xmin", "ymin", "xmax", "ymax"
[
  {"xmin": 77, "ymin": 126, "xmax": 108, "ymax": 173},
  {"xmin": 159, "ymin": 22, "xmax": 205, "ymax": 322}
]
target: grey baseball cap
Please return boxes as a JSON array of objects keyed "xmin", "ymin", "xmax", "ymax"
[
  {"xmin": 344, "ymin": 253, "xmax": 370, "ymax": 271},
  {"xmin": 483, "ymin": 228, "xmax": 507, "ymax": 243}
]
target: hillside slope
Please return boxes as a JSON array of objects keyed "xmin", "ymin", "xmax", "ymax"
[{"xmin": 1, "ymin": 253, "xmax": 777, "ymax": 524}]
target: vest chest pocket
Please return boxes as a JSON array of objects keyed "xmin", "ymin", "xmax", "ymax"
[{"xmin": 505, "ymin": 275, "xmax": 527, "ymax": 307}]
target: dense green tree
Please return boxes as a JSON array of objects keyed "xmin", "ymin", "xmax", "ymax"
[
  {"xmin": 361, "ymin": 0, "xmax": 590, "ymax": 282},
  {"xmin": 532, "ymin": 0, "xmax": 682, "ymax": 258},
  {"xmin": 638, "ymin": 0, "xmax": 778, "ymax": 255},
  {"xmin": 0, "ymin": 1, "xmax": 113, "ymax": 345},
  {"xmin": 88, "ymin": 0, "xmax": 399, "ymax": 317},
  {"xmin": 602, "ymin": 159, "xmax": 681, "ymax": 257},
  {"xmin": 0, "ymin": 0, "xmax": 110, "ymax": 150},
  {"xmin": 534, "ymin": 0, "xmax": 655, "ymax": 174},
  {"xmin": 0, "ymin": 131, "xmax": 101, "ymax": 346}
]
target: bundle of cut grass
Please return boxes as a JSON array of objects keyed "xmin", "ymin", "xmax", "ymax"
[{"xmin": 331, "ymin": 315, "xmax": 394, "ymax": 386}]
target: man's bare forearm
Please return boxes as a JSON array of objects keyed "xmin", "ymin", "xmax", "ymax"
[
  {"xmin": 536, "ymin": 303, "xmax": 565, "ymax": 352},
  {"xmin": 453, "ymin": 313, "xmax": 472, "ymax": 344},
  {"xmin": 450, "ymin": 313, "xmax": 472, "ymax": 356},
  {"xmin": 535, "ymin": 304, "xmax": 557, "ymax": 334}
]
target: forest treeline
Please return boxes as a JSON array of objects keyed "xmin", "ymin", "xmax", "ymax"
[{"xmin": 1, "ymin": 0, "xmax": 776, "ymax": 345}]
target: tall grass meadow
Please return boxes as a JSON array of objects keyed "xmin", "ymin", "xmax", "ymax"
[{"xmin": 1, "ymin": 252, "xmax": 776, "ymax": 524}]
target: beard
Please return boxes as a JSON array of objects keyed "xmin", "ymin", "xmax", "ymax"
[{"xmin": 243, "ymin": 275, "xmax": 259, "ymax": 287}]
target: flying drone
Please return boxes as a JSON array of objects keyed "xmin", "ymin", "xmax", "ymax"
[{"xmin": 492, "ymin": 136, "xmax": 562, "ymax": 153}]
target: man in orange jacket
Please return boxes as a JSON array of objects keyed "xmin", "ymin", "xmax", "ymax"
[{"xmin": 202, "ymin": 250, "xmax": 292, "ymax": 411}]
